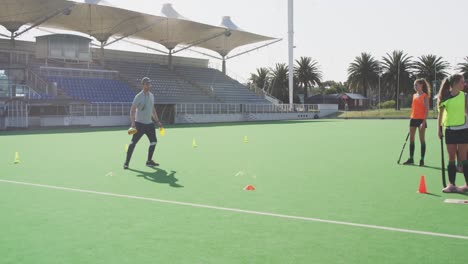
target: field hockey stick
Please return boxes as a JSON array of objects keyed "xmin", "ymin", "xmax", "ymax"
[{"xmin": 397, "ymin": 132, "xmax": 410, "ymax": 164}]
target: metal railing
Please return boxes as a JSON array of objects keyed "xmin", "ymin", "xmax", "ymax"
[
  {"xmin": 69, "ymin": 103, "xmax": 132, "ymax": 117},
  {"xmin": 26, "ymin": 68, "xmax": 50, "ymax": 95},
  {"xmin": 176, "ymin": 103, "xmax": 320, "ymax": 115},
  {"xmin": 39, "ymin": 66, "xmax": 119, "ymax": 79},
  {"xmin": 0, "ymin": 83, "xmax": 43, "ymax": 100}
]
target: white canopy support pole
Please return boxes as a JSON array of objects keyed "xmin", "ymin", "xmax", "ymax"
[
  {"xmin": 222, "ymin": 56, "xmax": 226, "ymax": 75},
  {"xmin": 100, "ymin": 41, "xmax": 106, "ymax": 66},
  {"xmin": 288, "ymin": 0, "xmax": 294, "ymax": 110},
  {"xmin": 168, "ymin": 49, "xmax": 173, "ymax": 70},
  {"xmin": 0, "ymin": 33, "xmax": 10, "ymax": 38},
  {"xmin": 10, "ymin": 32, "xmax": 15, "ymax": 49}
]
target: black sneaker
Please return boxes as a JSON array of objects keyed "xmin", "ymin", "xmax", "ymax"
[
  {"xmin": 419, "ymin": 160, "xmax": 424, "ymax": 167},
  {"xmin": 403, "ymin": 158, "xmax": 414, "ymax": 165},
  {"xmin": 124, "ymin": 163, "xmax": 129, "ymax": 170},
  {"xmin": 146, "ymin": 160, "xmax": 159, "ymax": 167}
]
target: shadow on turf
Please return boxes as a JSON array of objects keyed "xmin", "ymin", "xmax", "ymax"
[
  {"xmin": 128, "ymin": 168, "xmax": 183, "ymax": 188},
  {"xmin": 401, "ymin": 164, "xmax": 442, "ymax": 171}
]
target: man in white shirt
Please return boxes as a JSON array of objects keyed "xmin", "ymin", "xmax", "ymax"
[{"xmin": 124, "ymin": 77, "xmax": 163, "ymax": 169}]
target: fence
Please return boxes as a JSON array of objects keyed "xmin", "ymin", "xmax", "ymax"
[
  {"xmin": 175, "ymin": 103, "xmax": 320, "ymax": 115},
  {"xmin": 39, "ymin": 66, "xmax": 119, "ymax": 79},
  {"xmin": 69, "ymin": 103, "xmax": 132, "ymax": 117}
]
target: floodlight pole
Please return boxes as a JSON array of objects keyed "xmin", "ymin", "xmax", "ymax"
[
  {"xmin": 288, "ymin": 0, "xmax": 294, "ymax": 110},
  {"xmin": 378, "ymin": 64, "xmax": 381, "ymax": 114},
  {"xmin": 397, "ymin": 60, "xmax": 400, "ymax": 110}
]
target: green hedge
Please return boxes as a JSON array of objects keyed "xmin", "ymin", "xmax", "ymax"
[{"xmin": 379, "ymin": 100, "xmax": 396, "ymax": 109}]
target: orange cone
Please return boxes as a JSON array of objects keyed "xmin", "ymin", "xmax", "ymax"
[
  {"xmin": 418, "ymin": 175, "xmax": 427, "ymax": 194},
  {"xmin": 244, "ymin": 185, "xmax": 255, "ymax": 191}
]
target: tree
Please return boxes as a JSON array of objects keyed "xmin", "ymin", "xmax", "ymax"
[
  {"xmin": 457, "ymin": 56, "xmax": 468, "ymax": 79},
  {"xmin": 249, "ymin": 67, "xmax": 270, "ymax": 91},
  {"xmin": 269, "ymin": 63, "xmax": 290, "ymax": 103},
  {"xmin": 294, "ymin": 56, "xmax": 322, "ymax": 100},
  {"xmin": 413, "ymin": 54, "xmax": 449, "ymax": 92},
  {"xmin": 381, "ymin": 50, "xmax": 414, "ymax": 110},
  {"xmin": 347, "ymin": 52, "xmax": 379, "ymax": 98},
  {"xmin": 321, "ymin": 81, "xmax": 348, "ymax": 95}
]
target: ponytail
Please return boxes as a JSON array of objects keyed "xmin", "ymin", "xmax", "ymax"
[{"xmin": 437, "ymin": 78, "xmax": 451, "ymax": 106}]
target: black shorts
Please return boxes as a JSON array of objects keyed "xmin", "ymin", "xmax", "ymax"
[
  {"xmin": 445, "ymin": 128, "xmax": 468, "ymax": 144},
  {"xmin": 410, "ymin": 119, "xmax": 427, "ymax": 128},
  {"xmin": 131, "ymin": 122, "xmax": 157, "ymax": 145}
]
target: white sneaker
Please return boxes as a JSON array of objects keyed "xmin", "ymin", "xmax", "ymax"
[{"xmin": 442, "ymin": 185, "xmax": 460, "ymax": 193}]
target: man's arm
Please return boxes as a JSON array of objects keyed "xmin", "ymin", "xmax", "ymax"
[
  {"xmin": 130, "ymin": 104, "xmax": 137, "ymax": 128},
  {"xmin": 152, "ymin": 106, "xmax": 162, "ymax": 127}
]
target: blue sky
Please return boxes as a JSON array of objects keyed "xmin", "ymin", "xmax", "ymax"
[{"xmin": 2, "ymin": 0, "xmax": 467, "ymax": 82}]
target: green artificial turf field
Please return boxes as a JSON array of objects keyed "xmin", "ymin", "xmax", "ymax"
[{"xmin": 1, "ymin": 119, "xmax": 467, "ymax": 263}]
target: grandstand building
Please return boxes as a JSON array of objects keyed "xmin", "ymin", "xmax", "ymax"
[{"xmin": 0, "ymin": 1, "xmax": 337, "ymax": 130}]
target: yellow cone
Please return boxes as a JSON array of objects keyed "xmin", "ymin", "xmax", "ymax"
[
  {"xmin": 192, "ymin": 138, "xmax": 198, "ymax": 148},
  {"xmin": 125, "ymin": 144, "xmax": 129, "ymax": 153},
  {"xmin": 244, "ymin": 136, "xmax": 248, "ymax": 143},
  {"xmin": 14, "ymin": 152, "xmax": 20, "ymax": 164},
  {"xmin": 159, "ymin": 127, "xmax": 166, "ymax": 136}
]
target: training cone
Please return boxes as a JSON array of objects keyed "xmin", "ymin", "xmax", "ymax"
[
  {"xmin": 244, "ymin": 136, "xmax": 248, "ymax": 143},
  {"xmin": 418, "ymin": 175, "xmax": 427, "ymax": 194},
  {"xmin": 125, "ymin": 144, "xmax": 129, "ymax": 153},
  {"xmin": 159, "ymin": 127, "xmax": 166, "ymax": 136},
  {"xmin": 244, "ymin": 185, "xmax": 255, "ymax": 191},
  {"xmin": 14, "ymin": 152, "xmax": 20, "ymax": 164},
  {"xmin": 192, "ymin": 138, "xmax": 198, "ymax": 148}
]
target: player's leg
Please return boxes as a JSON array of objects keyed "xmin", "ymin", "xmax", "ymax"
[
  {"xmin": 144, "ymin": 123, "xmax": 159, "ymax": 167},
  {"xmin": 418, "ymin": 121, "xmax": 427, "ymax": 166},
  {"xmin": 124, "ymin": 123, "xmax": 145, "ymax": 169}
]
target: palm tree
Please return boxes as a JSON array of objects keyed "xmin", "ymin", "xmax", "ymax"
[
  {"xmin": 294, "ymin": 56, "xmax": 322, "ymax": 101},
  {"xmin": 249, "ymin": 67, "xmax": 270, "ymax": 91},
  {"xmin": 457, "ymin": 57, "xmax": 468, "ymax": 79},
  {"xmin": 414, "ymin": 54, "xmax": 449, "ymax": 90},
  {"xmin": 269, "ymin": 63, "xmax": 289, "ymax": 102},
  {"xmin": 381, "ymin": 50, "xmax": 414, "ymax": 110},
  {"xmin": 347, "ymin": 52, "xmax": 379, "ymax": 98}
]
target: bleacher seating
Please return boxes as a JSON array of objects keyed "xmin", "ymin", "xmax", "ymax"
[
  {"xmin": 46, "ymin": 77, "xmax": 135, "ymax": 102},
  {"xmin": 105, "ymin": 60, "xmax": 218, "ymax": 104},
  {"xmin": 23, "ymin": 56, "xmax": 272, "ymax": 105},
  {"xmin": 174, "ymin": 66, "xmax": 270, "ymax": 104}
]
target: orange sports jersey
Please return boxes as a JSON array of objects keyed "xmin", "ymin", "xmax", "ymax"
[{"xmin": 410, "ymin": 93, "xmax": 428, "ymax": 119}]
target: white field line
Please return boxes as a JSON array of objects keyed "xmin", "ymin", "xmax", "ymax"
[{"xmin": 1, "ymin": 179, "xmax": 467, "ymax": 240}]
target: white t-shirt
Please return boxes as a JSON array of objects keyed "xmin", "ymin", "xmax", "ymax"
[{"xmin": 132, "ymin": 91, "xmax": 154, "ymax": 124}]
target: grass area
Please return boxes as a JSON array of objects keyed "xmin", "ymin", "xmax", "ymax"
[
  {"xmin": 1, "ymin": 119, "xmax": 467, "ymax": 263},
  {"xmin": 334, "ymin": 108, "xmax": 439, "ymax": 119}
]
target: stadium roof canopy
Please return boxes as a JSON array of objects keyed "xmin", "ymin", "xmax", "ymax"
[
  {"xmin": 0, "ymin": 0, "xmax": 74, "ymax": 38},
  {"xmin": 0, "ymin": 0, "xmax": 277, "ymax": 57},
  {"xmin": 197, "ymin": 16, "xmax": 276, "ymax": 57},
  {"xmin": 40, "ymin": 1, "xmax": 161, "ymax": 44},
  {"xmin": 0, "ymin": 0, "xmax": 280, "ymax": 73}
]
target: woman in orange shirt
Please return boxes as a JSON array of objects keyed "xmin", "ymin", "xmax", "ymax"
[{"xmin": 403, "ymin": 78, "xmax": 430, "ymax": 166}]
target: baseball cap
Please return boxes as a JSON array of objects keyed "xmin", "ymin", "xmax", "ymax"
[{"xmin": 141, "ymin": 77, "xmax": 151, "ymax": 85}]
